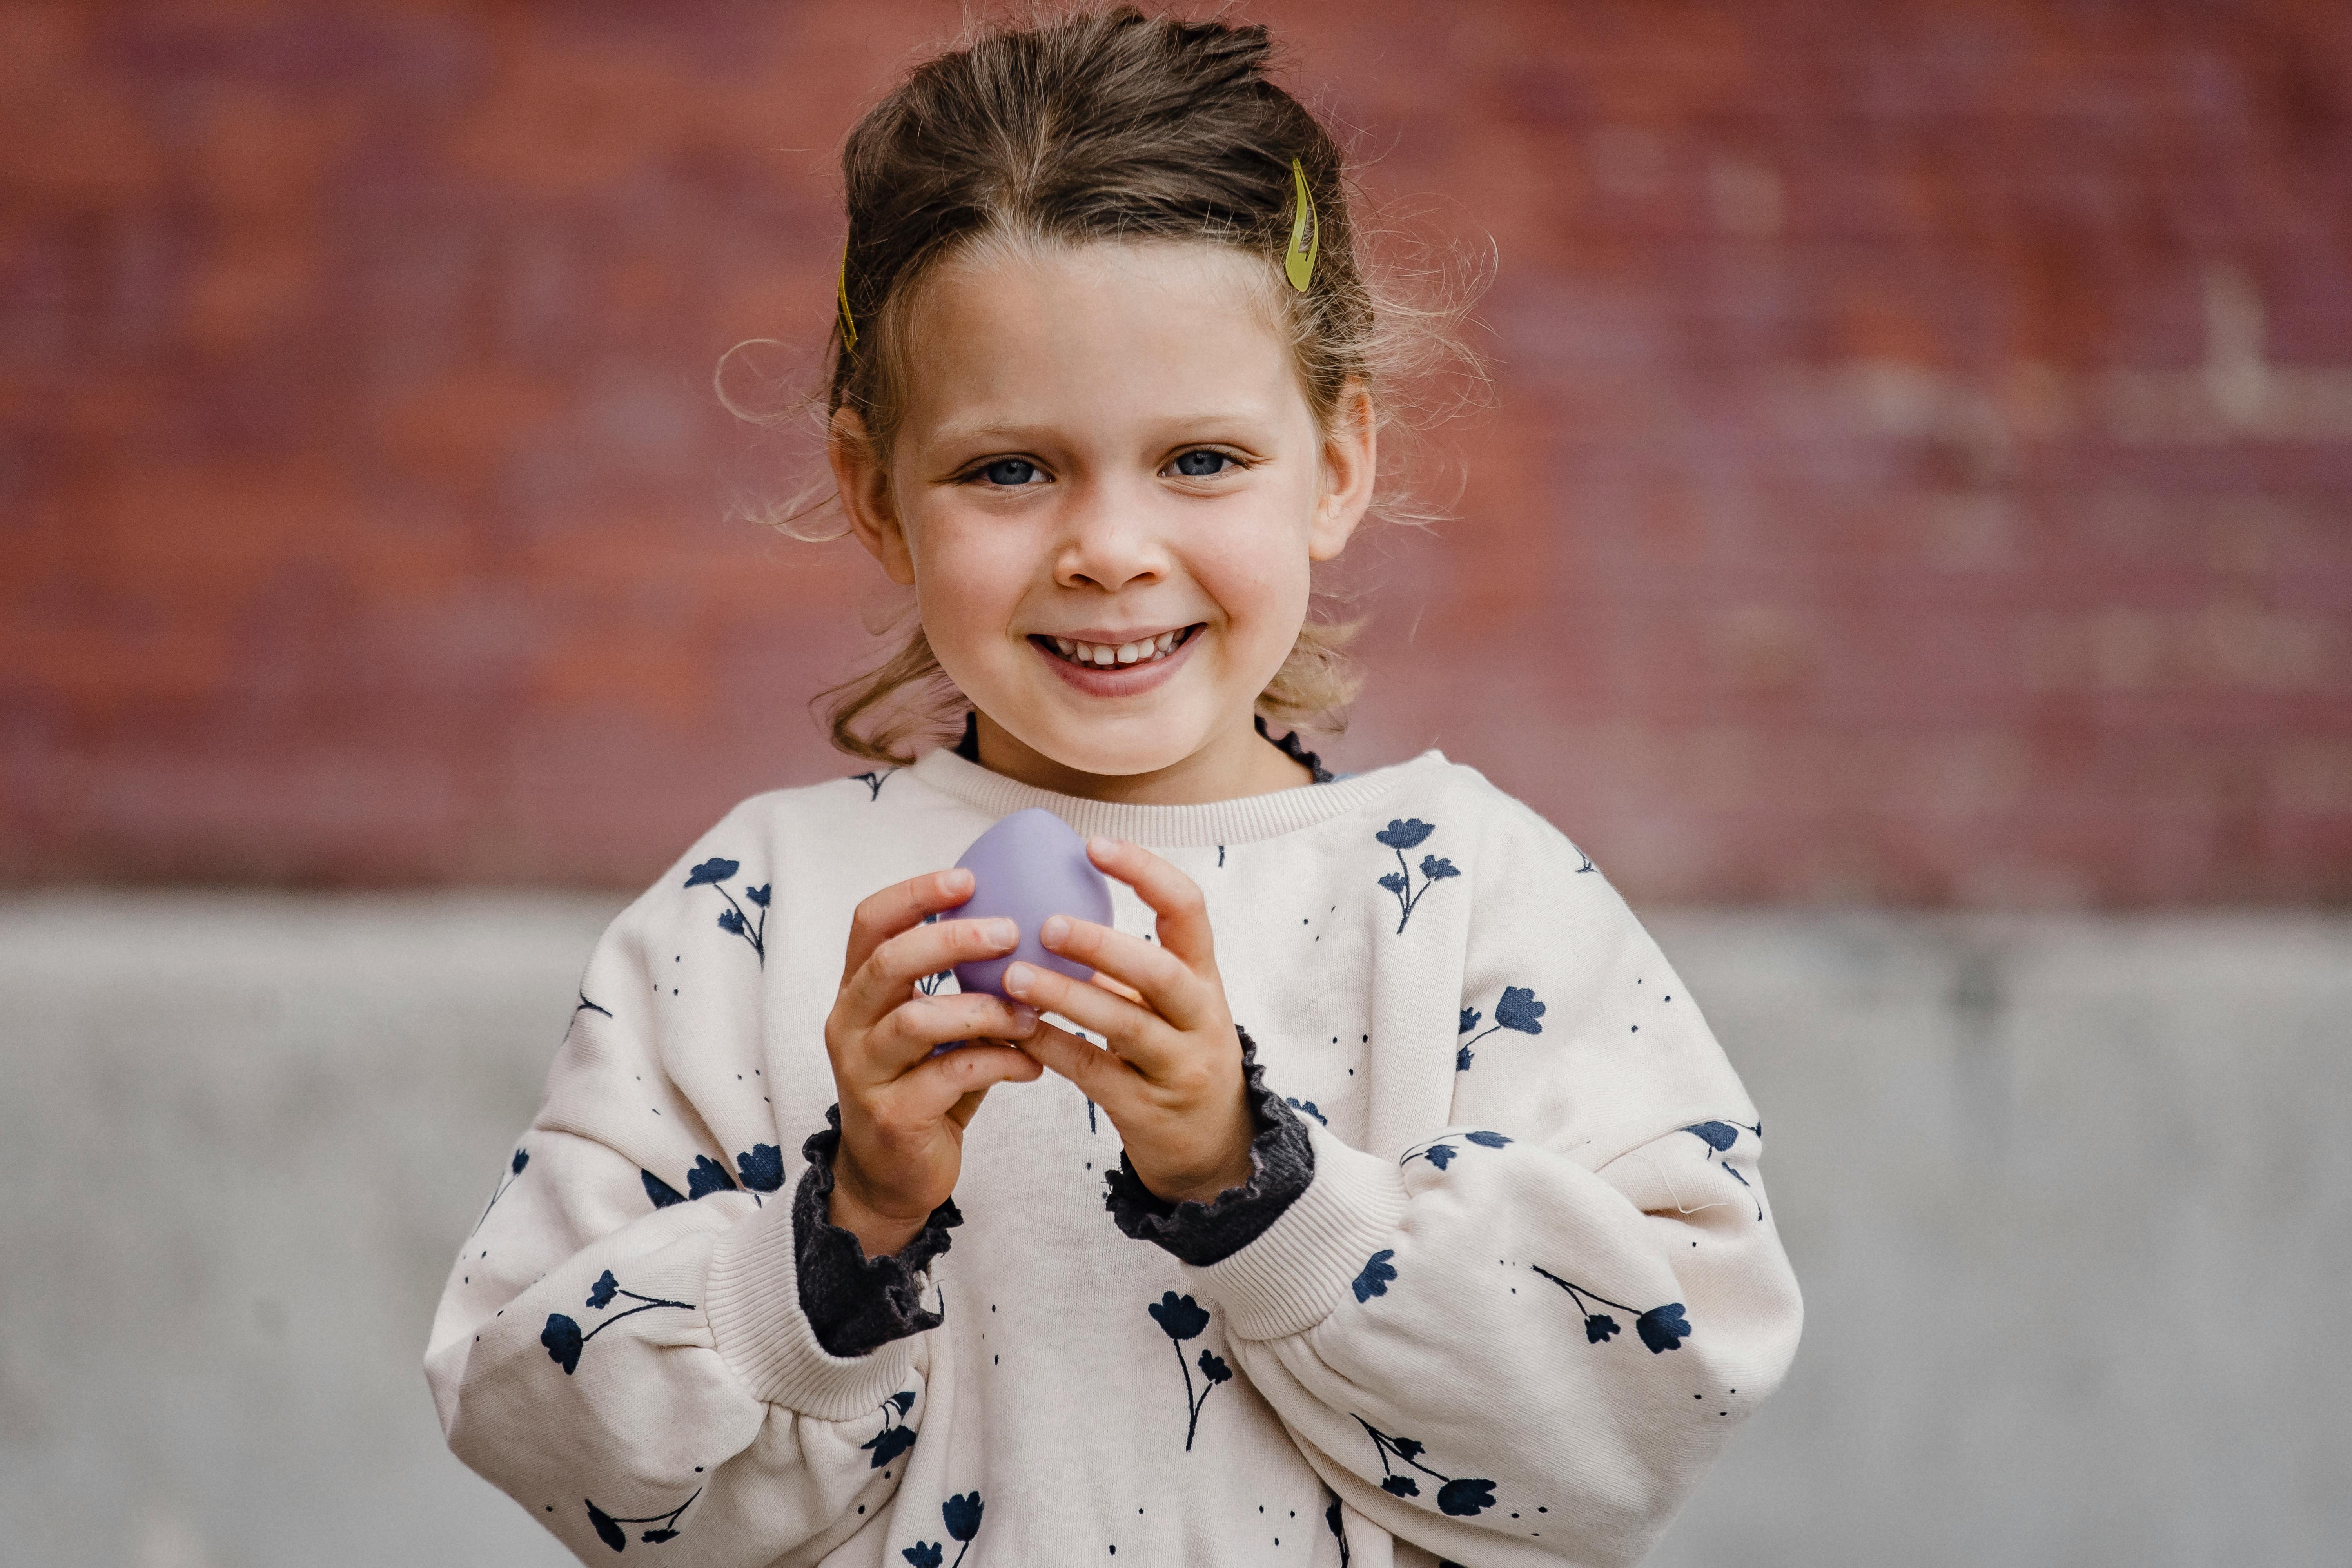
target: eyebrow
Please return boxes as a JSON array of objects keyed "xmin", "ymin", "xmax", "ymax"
[{"xmin": 925, "ymin": 407, "xmax": 1282, "ymax": 449}]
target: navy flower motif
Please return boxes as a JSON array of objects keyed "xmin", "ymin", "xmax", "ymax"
[
  {"xmin": 641, "ymin": 1169, "xmax": 686, "ymax": 1209},
  {"xmin": 582, "ymin": 1487, "xmax": 701, "ymax": 1552},
  {"xmin": 543, "ymin": 1270, "xmax": 695, "ymax": 1375},
  {"xmin": 1684, "ymin": 1120, "xmax": 1740, "ymax": 1152},
  {"xmin": 1437, "ymin": 1479, "xmax": 1496, "ymax": 1517},
  {"xmin": 1198, "ymin": 1348, "xmax": 1232, "ymax": 1386},
  {"xmin": 862, "ymin": 1389, "xmax": 918, "ymax": 1469},
  {"xmin": 1401, "ymin": 1131, "xmax": 1511, "ymax": 1172},
  {"xmin": 1457, "ymin": 985, "xmax": 1544, "ymax": 1070},
  {"xmin": 575, "ymin": 990, "xmax": 613, "ymax": 1019},
  {"xmin": 1374, "ymin": 820, "xmax": 1457, "ymax": 933},
  {"xmin": 1354, "ymin": 1417, "xmax": 1495, "ymax": 1517},
  {"xmin": 1326, "ymin": 1497, "xmax": 1351, "ymax": 1566},
  {"xmin": 1351, "ymin": 1249, "xmax": 1398, "ymax": 1303},
  {"xmin": 1286, "ymin": 1096, "xmax": 1328, "ymax": 1126},
  {"xmin": 1575, "ymin": 847, "xmax": 1597, "ymax": 873},
  {"xmin": 853, "ymin": 769, "xmax": 896, "ymax": 801},
  {"xmin": 470, "ymin": 1145, "xmax": 532, "ymax": 1236},
  {"xmin": 904, "ymin": 1489, "xmax": 984, "ymax": 1568},
  {"xmin": 735, "ymin": 1144, "xmax": 785, "ymax": 1196},
  {"xmin": 1149, "ymin": 1290, "xmax": 1210, "ymax": 1342},
  {"xmin": 684, "ymin": 857, "xmax": 766, "ymax": 963},
  {"xmin": 1636, "ymin": 1303, "xmax": 1693, "ymax": 1353},
  {"xmin": 1148, "ymin": 1292, "xmax": 1227, "ymax": 1450},
  {"xmin": 1531, "ymin": 1265, "xmax": 1690, "ymax": 1356},
  {"xmin": 1376, "ymin": 819, "xmax": 1434, "ymax": 850},
  {"xmin": 541, "ymin": 1314, "xmax": 584, "ymax": 1374},
  {"xmin": 686, "ymin": 1155, "xmax": 737, "ymax": 1200},
  {"xmin": 1682, "ymin": 1119, "xmax": 1766, "ymax": 1218}
]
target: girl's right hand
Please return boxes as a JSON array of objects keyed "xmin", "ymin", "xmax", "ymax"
[{"xmin": 823, "ymin": 868, "xmax": 1044, "ymax": 1258}]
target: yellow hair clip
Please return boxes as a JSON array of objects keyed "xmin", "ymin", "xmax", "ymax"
[
  {"xmin": 837, "ymin": 246, "xmax": 858, "ymax": 350},
  {"xmin": 1285, "ymin": 158, "xmax": 1319, "ymax": 292}
]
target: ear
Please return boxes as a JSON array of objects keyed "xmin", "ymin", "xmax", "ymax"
[
  {"xmin": 831, "ymin": 406, "xmax": 915, "ymax": 585},
  {"xmin": 1308, "ymin": 381, "xmax": 1377, "ymax": 563}
]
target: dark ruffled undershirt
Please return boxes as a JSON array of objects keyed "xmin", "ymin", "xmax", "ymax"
[
  {"xmin": 792, "ymin": 1031, "xmax": 1316, "ymax": 1353},
  {"xmin": 1100, "ymin": 1024, "xmax": 1316, "ymax": 1267},
  {"xmin": 791, "ymin": 1106, "xmax": 961, "ymax": 1358}
]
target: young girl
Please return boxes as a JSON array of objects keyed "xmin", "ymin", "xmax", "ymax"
[{"xmin": 426, "ymin": 11, "xmax": 1800, "ymax": 1565}]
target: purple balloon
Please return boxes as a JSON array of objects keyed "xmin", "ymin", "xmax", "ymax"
[{"xmin": 948, "ymin": 808, "xmax": 1114, "ymax": 1000}]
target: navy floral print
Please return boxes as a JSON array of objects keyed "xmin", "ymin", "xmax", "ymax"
[
  {"xmin": 641, "ymin": 1169, "xmax": 686, "ymax": 1209},
  {"xmin": 1147, "ymin": 1292, "xmax": 1233, "ymax": 1451},
  {"xmin": 684, "ymin": 858, "xmax": 768, "ymax": 964},
  {"xmin": 1374, "ymin": 820, "xmax": 1460, "ymax": 933},
  {"xmin": 1352, "ymin": 1417, "xmax": 1497, "ymax": 1516},
  {"xmin": 1351, "ymin": 1249, "xmax": 1398, "ymax": 1303},
  {"xmin": 1456, "ymin": 985, "xmax": 1544, "ymax": 1071},
  {"xmin": 1285, "ymin": 1095, "xmax": 1328, "ymax": 1125},
  {"xmin": 1400, "ymin": 1129, "xmax": 1512, "ymax": 1171},
  {"xmin": 902, "ymin": 1489, "xmax": 983, "ymax": 1567},
  {"xmin": 852, "ymin": 769, "xmax": 898, "ymax": 801},
  {"xmin": 585, "ymin": 1488, "xmax": 699, "ymax": 1552},
  {"xmin": 734, "ymin": 1143, "xmax": 785, "ymax": 1198},
  {"xmin": 1683, "ymin": 1120, "xmax": 1765, "ymax": 1218},
  {"xmin": 472, "ymin": 1146, "xmax": 528, "ymax": 1236},
  {"xmin": 862, "ymin": 1390, "xmax": 918, "ymax": 1468},
  {"xmin": 1530, "ymin": 1266, "xmax": 1691, "ymax": 1352},
  {"xmin": 542, "ymin": 1270, "xmax": 695, "ymax": 1375}
]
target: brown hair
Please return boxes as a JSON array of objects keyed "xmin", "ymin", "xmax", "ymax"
[{"xmin": 767, "ymin": 6, "xmax": 1473, "ymax": 764}]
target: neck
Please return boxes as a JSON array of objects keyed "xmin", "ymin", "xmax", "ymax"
[{"xmin": 971, "ymin": 711, "xmax": 1313, "ymax": 805}]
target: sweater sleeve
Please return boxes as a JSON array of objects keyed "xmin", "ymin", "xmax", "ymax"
[
  {"xmin": 1167, "ymin": 811, "xmax": 1804, "ymax": 1567},
  {"xmin": 421, "ymin": 873, "xmax": 942, "ymax": 1565}
]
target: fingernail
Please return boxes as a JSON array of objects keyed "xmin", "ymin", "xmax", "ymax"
[
  {"xmin": 1040, "ymin": 914, "xmax": 1068, "ymax": 946},
  {"xmin": 1088, "ymin": 836, "xmax": 1114, "ymax": 857},
  {"xmin": 1003, "ymin": 963, "xmax": 1032, "ymax": 995},
  {"xmin": 988, "ymin": 918, "xmax": 1018, "ymax": 947},
  {"xmin": 1008, "ymin": 1002, "xmax": 1038, "ymax": 1031}
]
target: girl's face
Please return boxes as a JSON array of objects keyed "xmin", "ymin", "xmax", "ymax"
[{"xmin": 834, "ymin": 240, "xmax": 1375, "ymax": 803}]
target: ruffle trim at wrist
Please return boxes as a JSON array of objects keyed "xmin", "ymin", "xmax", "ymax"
[
  {"xmin": 792, "ymin": 1105, "xmax": 961, "ymax": 1358},
  {"xmin": 1102, "ymin": 1025, "xmax": 1315, "ymax": 1267}
]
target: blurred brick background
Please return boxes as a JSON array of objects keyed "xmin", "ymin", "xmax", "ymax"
[{"xmin": 2, "ymin": 0, "xmax": 2348, "ymax": 903}]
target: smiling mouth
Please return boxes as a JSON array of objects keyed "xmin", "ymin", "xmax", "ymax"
[{"xmin": 1031, "ymin": 625, "xmax": 1202, "ymax": 670}]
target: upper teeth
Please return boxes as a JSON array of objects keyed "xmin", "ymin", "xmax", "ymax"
[{"xmin": 1052, "ymin": 630, "xmax": 1183, "ymax": 666}]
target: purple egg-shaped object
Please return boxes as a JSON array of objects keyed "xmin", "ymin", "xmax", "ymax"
[{"xmin": 949, "ymin": 808, "xmax": 1114, "ymax": 1000}]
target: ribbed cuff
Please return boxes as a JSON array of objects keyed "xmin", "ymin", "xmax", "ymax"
[
  {"xmin": 1184, "ymin": 1123, "xmax": 1411, "ymax": 1343},
  {"xmin": 704, "ymin": 1191, "xmax": 916, "ymax": 1420}
]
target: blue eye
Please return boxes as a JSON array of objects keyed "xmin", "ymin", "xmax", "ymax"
[
  {"xmin": 980, "ymin": 458, "xmax": 1039, "ymax": 486},
  {"xmin": 1171, "ymin": 450, "xmax": 1230, "ymax": 478}
]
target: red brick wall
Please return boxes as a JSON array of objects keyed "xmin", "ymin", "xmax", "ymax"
[{"xmin": 3, "ymin": 1, "xmax": 2348, "ymax": 902}]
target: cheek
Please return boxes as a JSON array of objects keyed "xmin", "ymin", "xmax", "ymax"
[{"xmin": 908, "ymin": 517, "xmax": 1029, "ymax": 652}]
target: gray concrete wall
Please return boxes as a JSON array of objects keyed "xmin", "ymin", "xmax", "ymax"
[{"xmin": 1, "ymin": 895, "xmax": 2344, "ymax": 1566}]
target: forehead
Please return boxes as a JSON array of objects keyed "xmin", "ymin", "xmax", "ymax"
[{"xmin": 894, "ymin": 238, "xmax": 1307, "ymax": 442}]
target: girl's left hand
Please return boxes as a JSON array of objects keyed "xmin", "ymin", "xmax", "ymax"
[{"xmin": 1002, "ymin": 837, "xmax": 1256, "ymax": 1207}]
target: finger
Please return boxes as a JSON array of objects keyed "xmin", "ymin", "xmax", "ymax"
[
  {"xmin": 1015, "ymin": 1019, "xmax": 1136, "ymax": 1107},
  {"xmin": 1087, "ymin": 837, "xmax": 1217, "ymax": 968},
  {"xmin": 888, "ymin": 1042, "xmax": 1044, "ymax": 1125},
  {"xmin": 1001, "ymin": 959, "xmax": 1181, "ymax": 1074},
  {"xmin": 1038, "ymin": 914, "xmax": 1212, "ymax": 1031},
  {"xmin": 842, "ymin": 869, "xmax": 977, "ymax": 983},
  {"xmin": 857, "ymin": 993, "xmax": 1039, "ymax": 1083},
  {"xmin": 840, "ymin": 916, "xmax": 1018, "ymax": 1032}
]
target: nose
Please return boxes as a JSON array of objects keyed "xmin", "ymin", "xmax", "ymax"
[{"xmin": 1051, "ymin": 479, "xmax": 1168, "ymax": 594}]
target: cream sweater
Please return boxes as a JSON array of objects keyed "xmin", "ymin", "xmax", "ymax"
[{"xmin": 425, "ymin": 745, "xmax": 1801, "ymax": 1566}]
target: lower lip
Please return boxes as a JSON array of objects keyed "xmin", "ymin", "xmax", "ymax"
[{"xmin": 1031, "ymin": 628, "xmax": 1203, "ymax": 697}]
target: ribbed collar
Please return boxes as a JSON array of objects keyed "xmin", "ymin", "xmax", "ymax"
[{"xmin": 907, "ymin": 745, "xmax": 1449, "ymax": 848}]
